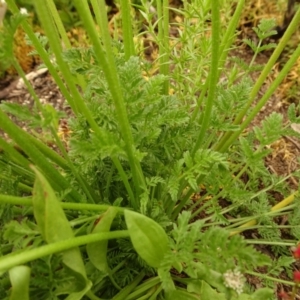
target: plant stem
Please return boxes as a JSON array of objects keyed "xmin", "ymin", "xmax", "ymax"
[
  {"xmin": 112, "ymin": 271, "xmax": 145, "ymax": 300},
  {"xmin": 156, "ymin": 0, "xmax": 170, "ymax": 94},
  {"xmin": 119, "ymin": 0, "xmax": 135, "ymax": 59},
  {"xmin": 192, "ymin": 0, "xmax": 220, "ymax": 154},
  {"xmin": 45, "ymin": 0, "xmax": 86, "ymax": 89},
  {"xmin": 6, "ymin": 0, "xmax": 77, "ymax": 114},
  {"xmin": 229, "ymin": 192, "xmax": 297, "ymax": 235},
  {"xmin": 245, "ymin": 240, "xmax": 295, "ymax": 246},
  {"xmin": 32, "ymin": 2, "xmax": 84, "ymax": 113},
  {"xmin": 0, "ymin": 231, "xmax": 129, "ymax": 273},
  {"xmin": 0, "ymin": 195, "xmax": 126, "ymax": 212},
  {"xmin": 46, "ymin": 0, "xmax": 72, "ymax": 49},
  {"xmin": 217, "ymin": 39, "xmax": 300, "ymax": 152},
  {"xmin": 11, "ymin": 59, "xmax": 43, "ymax": 111},
  {"xmin": 0, "ymin": 110, "xmax": 82, "ymax": 202},
  {"xmin": 50, "ymin": 128, "xmax": 97, "ymax": 204},
  {"xmin": 218, "ymin": 0, "xmax": 244, "ymax": 73},
  {"xmin": 246, "ymin": 271, "xmax": 295, "ymax": 286},
  {"xmin": 73, "ymin": 0, "xmax": 146, "ymax": 208},
  {"xmin": 45, "ymin": 0, "xmax": 71, "ymax": 49},
  {"xmin": 127, "ymin": 277, "xmax": 161, "ymax": 300},
  {"xmin": 86, "ymin": 290, "xmax": 103, "ymax": 300},
  {"xmin": 192, "ymin": 0, "xmax": 244, "ymax": 123},
  {"xmin": 0, "ymin": 137, "xmax": 30, "ymax": 169},
  {"xmin": 215, "ymin": 6, "xmax": 300, "ymax": 152}
]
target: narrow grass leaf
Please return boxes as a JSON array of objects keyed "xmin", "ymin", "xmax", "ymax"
[
  {"xmin": 9, "ymin": 266, "xmax": 30, "ymax": 300},
  {"xmin": 112, "ymin": 271, "xmax": 145, "ymax": 300},
  {"xmin": 124, "ymin": 210, "xmax": 170, "ymax": 268}
]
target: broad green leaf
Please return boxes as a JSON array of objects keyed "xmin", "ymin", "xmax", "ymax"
[
  {"xmin": 31, "ymin": 166, "xmax": 91, "ymax": 299},
  {"xmin": 200, "ymin": 281, "xmax": 227, "ymax": 300},
  {"xmin": 173, "ymin": 260, "xmax": 183, "ymax": 273},
  {"xmin": 189, "ymin": 280, "xmax": 272, "ymax": 300},
  {"xmin": 124, "ymin": 210, "xmax": 169, "ymax": 268},
  {"xmin": 187, "ymin": 279, "xmax": 202, "ymax": 294},
  {"xmin": 55, "ymin": 276, "xmax": 92, "ymax": 300},
  {"xmin": 64, "ymin": 281, "xmax": 93, "ymax": 300},
  {"xmin": 9, "ymin": 266, "xmax": 30, "ymax": 300},
  {"xmin": 32, "ymin": 166, "xmax": 83, "ymax": 260},
  {"xmin": 249, "ymin": 288, "xmax": 273, "ymax": 300},
  {"xmin": 194, "ymin": 262, "xmax": 225, "ymax": 292},
  {"xmin": 238, "ymin": 295, "xmax": 252, "ymax": 300},
  {"xmin": 87, "ymin": 207, "xmax": 117, "ymax": 272}
]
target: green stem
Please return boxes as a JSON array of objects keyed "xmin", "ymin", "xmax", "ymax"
[
  {"xmin": 0, "ymin": 110, "xmax": 82, "ymax": 202},
  {"xmin": 218, "ymin": 0, "xmax": 244, "ymax": 71},
  {"xmin": 148, "ymin": 285, "xmax": 163, "ymax": 300},
  {"xmin": 127, "ymin": 277, "xmax": 161, "ymax": 300},
  {"xmin": 246, "ymin": 271, "xmax": 295, "ymax": 286},
  {"xmin": 86, "ymin": 290, "xmax": 103, "ymax": 300},
  {"xmin": 10, "ymin": 58, "xmax": 71, "ymax": 169},
  {"xmin": 11, "ymin": 59, "xmax": 43, "ymax": 111},
  {"xmin": 6, "ymin": 0, "xmax": 77, "ymax": 115},
  {"xmin": 192, "ymin": 0, "xmax": 244, "ymax": 123},
  {"xmin": 217, "ymin": 39, "xmax": 300, "ymax": 152},
  {"xmin": 113, "ymin": 157, "xmax": 135, "ymax": 205},
  {"xmin": 162, "ymin": 0, "xmax": 170, "ymax": 94},
  {"xmin": 191, "ymin": 79, "xmax": 209, "ymax": 122},
  {"xmin": 132, "ymin": 287, "xmax": 156, "ymax": 300},
  {"xmin": 28, "ymin": 134, "xmax": 69, "ymax": 170},
  {"xmin": 245, "ymin": 240, "xmax": 295, "ymax": 246},
  {"xmin": 34, "ymin": 2, "xmax": 141, "ymax": 206},
  {"xmin": 73, "ymin": 0, "xmax": 146, "ymax": 208},
  {"xmin": 33, "ymin": 1, "xmax": 78, "ymax": 113},
  {"xmin": 0, "ymin": 173, "xmax": 32, "ymax": 193},
  {"xmin": 0, "ymin": 195, "xmax": 125, "ymax": 212},
  {"xmin": 11, "ymin": 59, "xmax": 81, "ymax": 182},
  {"xmin": 0, "ymin": 231, "xmax": 129, "ymax": 273},
  {"xmin": 0, "ymin": 123, "xmax": 69, "ymax": 172},
  {"xmin": 33, "ymin": 2, "xmax": 113, "ymax": 145},
  {"xmin": 112, "ymin": 271, "xmax": 145, "ymax": 300},
  {"xmin": 46, "ymin": 0, "xmax": 71, "ymax": 49},
  {"xmin": 46, "ymin": 0, "xmax": 87, "ymax": 90},
  {"xmin": 89, "ymin": 0, "xmax": 110, "ymax": 51},
  {"xmin": 119, "ymin": 0, "xmax": 135, "ymax": 59},
  {"xmin": 192, "ymin": 0, "xmax": 220, "ymax": 154},
  {"xmin": 0, "ymin": 137, "xmax": 30, "ymax": 169},
  {"xmin": 156, "ymin": 0, "xmax": 170, "ymax": 94},
  {"xmin": 50, "ymin": 128, "xmax": 97, "ymax": 204},
  {"xmin": 69, "ymin": 215, "xmax": 99, "ymax": 227},
  {"xmin": 215, "ymin": 6, "xmax": 300, "ymax": 152}
]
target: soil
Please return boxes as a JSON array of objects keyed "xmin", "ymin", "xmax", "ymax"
[
  {"xmin": 0, "ymin": 69, "xmax": 68, "ymax": 141},
  {"xmin": 0, "ymin": 1, "xmax": 300, "ymax": 298}
]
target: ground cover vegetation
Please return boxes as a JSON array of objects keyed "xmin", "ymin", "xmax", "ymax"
[{"xmin": 0, "ymin": 0, "xmax": 300, "ymax": 299}]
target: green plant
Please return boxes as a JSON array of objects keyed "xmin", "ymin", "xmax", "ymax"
[{"xmin": 0, "ymin": 0, "xmax": 300, "ymax": 299}]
